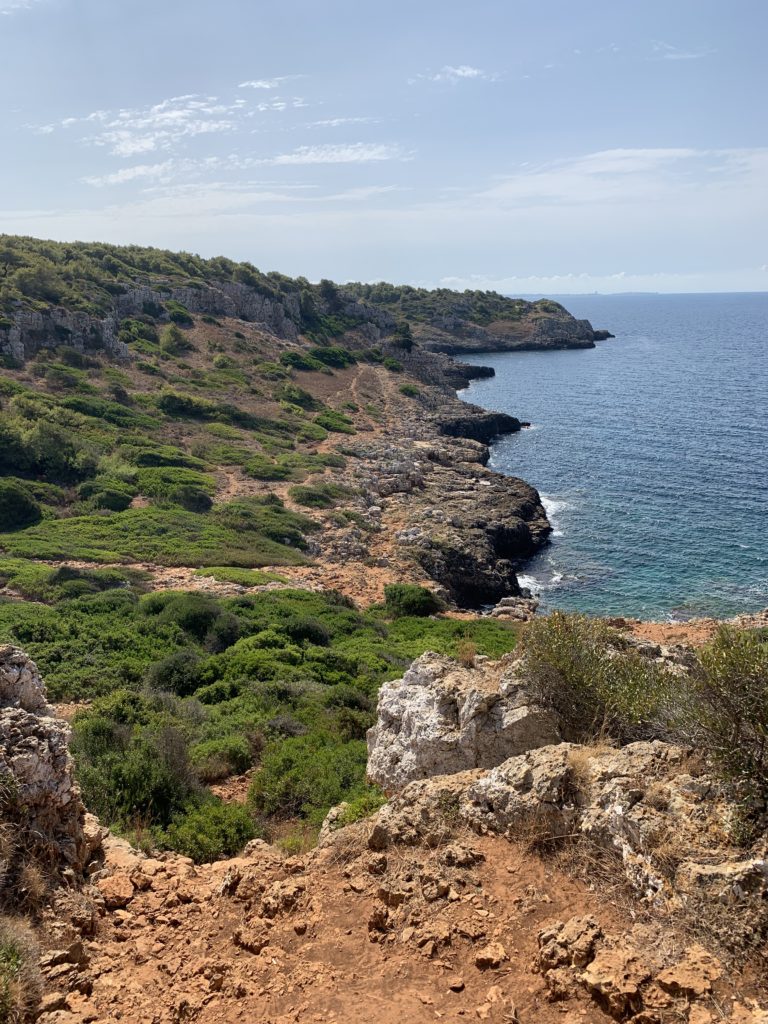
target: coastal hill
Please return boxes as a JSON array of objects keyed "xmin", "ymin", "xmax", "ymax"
[
  {"xmin": 0, "ymin": 236, "xmax": 765, "ymax": 1024},
  {"xmin": 0, "ymin": 235, "xmax": 609, "ymax": 364}
]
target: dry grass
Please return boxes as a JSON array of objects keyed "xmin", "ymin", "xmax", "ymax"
[
  {"xmin": 456, "ymin": 640, "xmax": 478, "ymax": 669},
  {"xmin": 0, "ymin": 916, "xmax": 41, "ymax": 1024}
]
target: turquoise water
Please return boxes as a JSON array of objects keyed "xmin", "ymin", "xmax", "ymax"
[{"xmin": 461, "ymin": 293, "xmax": 768, "ymax": 620}]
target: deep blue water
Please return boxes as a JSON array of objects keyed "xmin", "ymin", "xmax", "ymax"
[{"xmin": 460, "ymin": 293, "xmax": 768, "ymax": 620}]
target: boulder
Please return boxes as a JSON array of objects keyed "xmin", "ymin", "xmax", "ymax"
[
  {"xmin": 366, "ymin": 653, "xmax": 560, "ymax": 791},
  {"xmin": 0, "ymin": 646, "xmax": 91, "ymax": 875}
]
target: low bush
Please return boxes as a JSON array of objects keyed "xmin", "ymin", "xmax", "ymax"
[
  {"xmin": 165, "ymin": 301, "xmax": 194, "ymax": 326},
  {"xmin": 249, "ymin": 736, "xmax": 368, "ymax": 820},
  {"xmin": 161, "ymin": 800, "xmax": 256, "ymax": 863},
  {"xmin": 0, "ymin": 482, "xmax": 41, "ymax": 532},
  {"xmin": 314, "ymin": 409, "xmax": 355, "ymax": 434},
  {"xmin": 519, "ymin": 612, "xmax": 672, "ymax": 743},
  {"xmin": 679, "ymin": 627, "xmax": 768, "ymax": 830},
  {"xmin": 159, "ymin": 324, "xmax": 194, "ymax": 355},
  {"xmin": 307, "ymin": 346, "xmax": 357, "ymax": 369},
  {"xmin": 190, "ymin": 736, "xmax": 252, "ymax": 782},
  {"xmin": 287, "ymin": 483, "xmax": 351, "ymax": 509},
  {"xmin": 384, "ymin": 584, "xmax": 442, "ymax": 618}
]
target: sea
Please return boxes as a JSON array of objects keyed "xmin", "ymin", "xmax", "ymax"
[{"xmin": 459, "ymin": 292, "xmax": 768, "ymax": 621}]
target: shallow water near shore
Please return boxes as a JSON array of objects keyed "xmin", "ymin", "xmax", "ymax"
[{"xmin": 460, "ymin": 292, "xmax": 768, "ymax": 620}]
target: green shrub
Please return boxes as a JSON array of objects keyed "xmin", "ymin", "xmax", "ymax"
[
  {"xmin": 145, "ymin": 649, "xmax": 204, "ymax": 696},
  {"xmin": 0, "ymin": 481, "xmax": 41, "ymax": 531},
  {"xmin": 279, "ymin": 351, "xmax": 326, "ymax": 372},
  {"xmin": 680, "ymin": 627, "xmax": 768, "ymax": 829},
  {"xmin": 306, "ymin": 346, "xmax": 357, "ymax": 369},
  {"xmin": 161, "ymin": 800, "xmax": 256, "ymax": 863},
  {"xmin": 287, "ymin": 482, "xmax": 350, "ymax": 509},
  {"xmin": 520, "ymin": 612, "xmax": 671, "ymax": 743},
  {"xmin": 190, "ymin": 735, "xmax": 253, "ymax": 782},
  {"xmin": 313, "ymin": 409, "xmax": 355, "ymax": 434},
  {"xmin": 165, "ymin": 300, "xmax": 194, "ymax": 326},
  {"xmin": 249, "ymin": 736, "xmax": 368, "ymax": 819},
  {"xmin": 383, "ymin": 357, "xmax": 403, "ymax": 372},
  {"xmin": 74, "ymin": 725, "xmax": 197, "ymax": 827},
  {"xmin": 244, "ymin": 455, "xmax": 292, "ymax": 481},
  {"xmin": 273, "ymin": 383, "xmax": 319, "ymax": 410},
  {"xmin": 384, "ymin": 584, "xmax": 442, "ymax": 618},
  {"xmin": 159, "ymin": 323, "xmax": 194, "ymax": 355},
  {"xmin": 398, "ymin": 383, "xmax": 420, "ymax": 398}
]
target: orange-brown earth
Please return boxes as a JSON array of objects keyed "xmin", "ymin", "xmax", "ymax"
[{"xmin": 40, "ymin": 826, "xmax": 767, "ymax": 1024}]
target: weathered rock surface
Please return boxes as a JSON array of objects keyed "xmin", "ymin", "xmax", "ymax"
[
  {"xmin": 363, "ymin": 730, "xmax": 768, "ymax": 924},
  {"xmin": 366, "ymin": 653, "xmax": 560, "ymax": 791},
  {"xmin": 0, "ymin": 645, "xmax": 90, "ymax": 874}
]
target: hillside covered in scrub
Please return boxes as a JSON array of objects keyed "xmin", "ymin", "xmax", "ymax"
[
  {"xmin": 0, "ymin": 234, "xmax": 559, "ymax": 866},
  {"xmin": 0, "ymin": 236, "xmax": 766, "ymax": 1024},
  {"xmin": 0, "ymin": 235, "xmax": 608, "ymax": 362}
]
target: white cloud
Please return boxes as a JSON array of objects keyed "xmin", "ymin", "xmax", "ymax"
[
  {"xmin": 311, "ymin": 117, "xmax": 378, "ymax": 128},
  {"xmin": 474, "ymin": 148, "xmax": 755, "ymax": 208},
  {"xmin": 437, "ymin": 268, "xmax": 766, "ymax": 295},
  {"xmin": 411, "ymin": 64, "xmax": 498, "ymax": 84},
  {"xmin": 0, "ymin": 0, "xmax": 46, "ymax": 14},
  {"xmin": 82, "ymin": 161, "xmax": 177, "ymax": 187},
  {"xmin": 651, "ymin": 40, "xmax": 715, "ymax": 61},
  {"xmin": 238, "ymin": 76, "xmax": 303, "ymax": 89},
  {"xmin": 268, "ymin": 143, "xmax": 411, "ymax": 165}
]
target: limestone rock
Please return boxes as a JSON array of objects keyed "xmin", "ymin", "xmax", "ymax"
[
  {"xmin": 580, "ymin": 944, "xmax": 650, "ymax": 1018},
  {"xmin": 0, "ymin": 645, "xmax": 89, "ymax": 874},
  {"xmin": 366, "ymin": 652, "xmax": 560, "ymax": 791},
  {"xmin": 656, "ymin": 944, "xmax": 722, "ymax": 999}
]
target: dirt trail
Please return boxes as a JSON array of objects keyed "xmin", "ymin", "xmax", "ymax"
[{"xmin": 51, "ymin": 833, "xmax": 662, "ymax": 1024}]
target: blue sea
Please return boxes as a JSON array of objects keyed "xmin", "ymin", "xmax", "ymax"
[{"xmin": 460, "ymin": 293, "xmax": 768, "ymax": 620}]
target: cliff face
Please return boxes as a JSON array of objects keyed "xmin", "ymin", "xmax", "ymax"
[{"xmin": 414, "ymin": 307, "xmax": 602, "ymax": 355}]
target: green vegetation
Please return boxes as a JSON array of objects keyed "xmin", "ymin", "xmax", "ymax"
[
  {"xmin": 520, "ymin": 613, "xmax": 768, "ymax": 837},
  {"xmin": 0, "ymin": 482, "xmax": 41, "ymax": 532},
  {"xmin": 344, "ymin": 280, "xmax": 556, "ymax": 327},
  {"xmin": 313, "ymin": 409, "xmax": 355, "ymax": 434},
  {"xmin": 384, "ymin": 583, "xmax": 442, "ymax": 618},
  {"xmin": 288, "ymin": 482, "xmax": 352, "ymax": 509},
  {"xmin": 0, "ymin": 499, "xmax": 315, "ymax": 566},
  {"xmin": 0, "ymin": 583, "xmax": 521, "ymax": 860}
]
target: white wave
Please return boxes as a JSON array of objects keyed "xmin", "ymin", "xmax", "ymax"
[
  {"xmin": 541, "ymin": 494, "xmax": 569, "ymax": 538},
  {"xmin": 517, "ymin": 574, "xmax": 541, "ymax": 594}
]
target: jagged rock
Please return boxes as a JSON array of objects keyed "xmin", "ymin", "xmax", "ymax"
[
  {"xmin": 675, "ymin": 857, "xmax": 768, "ymax": 901},
  {"xmin": 0, "ymin": 645, "xmax": 90, "ymax": 875},
  {"xmin": 97, "ymin": 873, "xmax": 135, "ymax": 910},
  {"xmin": 317, "ymin": 802, "xmax": 350, "ymax": 846},
  {"xmin": 580, "ymin": 944, "xmax": 651, "ymax": 1018},
  {"xmin": 366, "ymin": 653, "xmax": 560, "ymax": 791},
  {"xmin": 538, "ymin": 917, "xmax": 603, "ymax": 971},
  {"xmin": 489, "ymin": 595, "xmax": 539, "ymax": 621},
  {"xmin": 656, "ymin": 944, "xmax": 722, "ymax": 998},
  {"xmin": 368, "ymin": 770, "xmax": 484, "ymax": 850},
  {"xmin": 474, "ymin": 942, "xmax": 507, "ymax": 970}
]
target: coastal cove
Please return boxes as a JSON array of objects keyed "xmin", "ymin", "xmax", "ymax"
[{"xmin": 459, "ymin": 292, "xmax": 768, "ymax": 621}]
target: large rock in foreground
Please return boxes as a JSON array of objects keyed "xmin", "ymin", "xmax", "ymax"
[
  {"xmin": 366, "ymin": 652, "xmax": 560, "ymax": 791},
  {"xmin": 0, "ymin": 645, "xmax": 88, "ymax": 875}
]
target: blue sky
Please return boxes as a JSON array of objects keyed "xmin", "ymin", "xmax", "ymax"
[{"xmin": 2, "ymin": 0, "xmax": 766, "ymax": 292}]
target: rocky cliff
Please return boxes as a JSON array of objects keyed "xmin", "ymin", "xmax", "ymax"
[{"xmin": 0, "ymin": 645, "xmax": 91, "ymax": 885}]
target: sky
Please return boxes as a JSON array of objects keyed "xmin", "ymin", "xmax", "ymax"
[{"xmin": 1, "ymin": 0, "xmax": 766, "ymax": 293}]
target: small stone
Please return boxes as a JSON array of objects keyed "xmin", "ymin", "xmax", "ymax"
[
  {"xmin": 97, "ymin": 872, "xmax": 135, "ymax": 910},
  {"xmin": 475, "ymin": 942, "xmax": 507, "ymax": 970}
]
